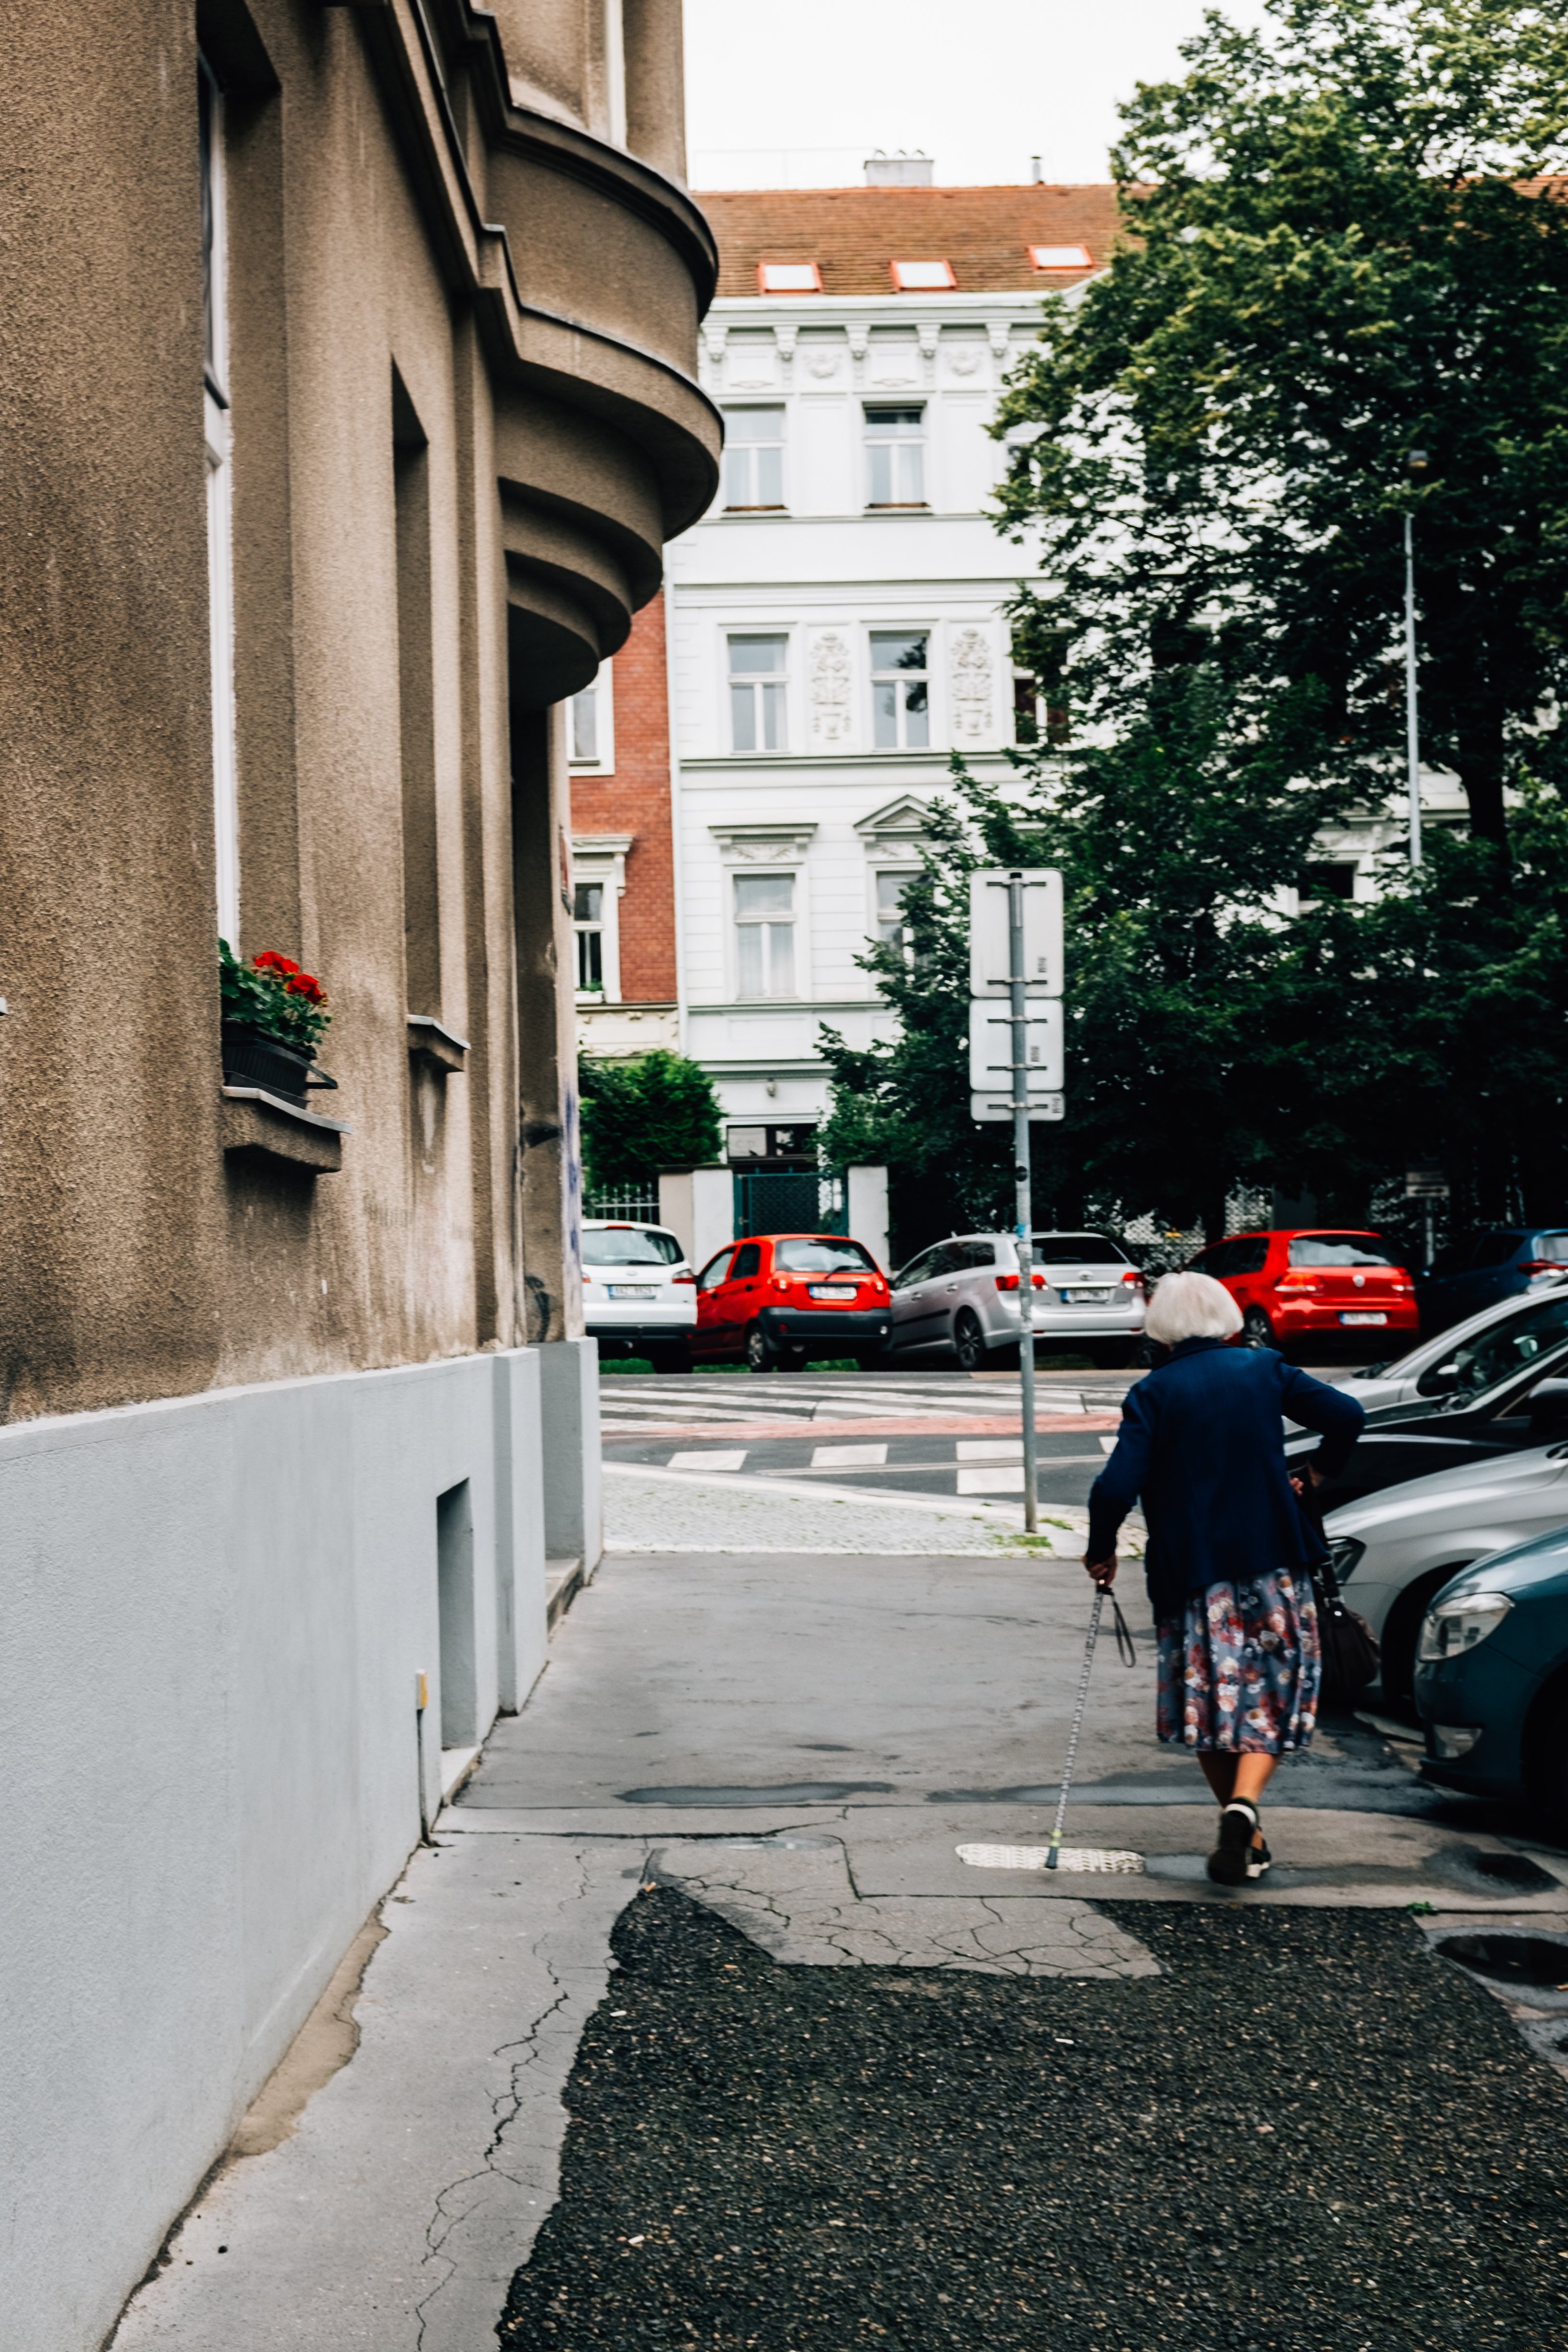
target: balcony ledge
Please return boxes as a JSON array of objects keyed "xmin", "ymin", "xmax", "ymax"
[
  {"xmin": 406, "ymin": 1015, "xmax": 470, "ymax": 1073},
  {"xmin": 221, "ymin": 1087, "xmax": 349, "ymax": 1174}
]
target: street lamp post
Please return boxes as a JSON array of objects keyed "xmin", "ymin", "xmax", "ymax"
[{"xmin": 1403, "ymin": 448, "xmax": 1428, "ymax": 870}]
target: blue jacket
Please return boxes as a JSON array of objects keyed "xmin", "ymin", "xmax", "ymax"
[{"xmin": 1087, "ymin": 1339, "xmax": 1366, "ymax": 1621}]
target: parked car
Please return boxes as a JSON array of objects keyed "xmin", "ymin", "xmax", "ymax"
[
  {"xmin": 1342, "ymin": 1276, "xmax": 1568, "ymax": 1414},
  {"xmin": 691, "ymin": 1234, "xmax": 892, "ymax": 1371},
  {"xmin": 1315, "ymin": 1344, "xmax": 1568, "ymax": 1703},
  {"xmin": 581, "ymin": 1219, "xmax": 695, "ymax": 1372},
  {"xmin": 1186, "ymin": 1227, "xmax": 1419, "ymax": 1353},
  {"xmin": 1416, "ymin": 1224, "xmax": 1568, "ymax": 1336},
  {"xmin": 1411, "ymin": 1528, "xmax": 1568, "ymax": 1810},
  {"xmin": 883, "ymin": 1230, "xmax": 1147, "ymax": 1370}
]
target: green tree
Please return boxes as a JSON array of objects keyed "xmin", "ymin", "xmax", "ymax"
[
  {"xmin": 578, "ymin": 1050, "xmax": 723, "ymax": 1198},
  {"xmin": 995, "ymin": 0, "xmax": 1568, "ymax": 848}
]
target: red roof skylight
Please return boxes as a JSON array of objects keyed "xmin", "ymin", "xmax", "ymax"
[
  {"xmin": 757, "ymin": 261, "xmax": 822, "ymax": 293},
  {"xmin": 1029, "ymin": 243, "xmax": 1093, "ymax": 271}
]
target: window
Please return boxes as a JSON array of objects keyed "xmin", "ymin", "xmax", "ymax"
[
  {"xmin": 200, "ymin": 52, "xmax": 239, "ymax": 947},
  {"xmin": 889, "ymin": 259, "xmax": 956, "ymax": 291},
  {"xmin": 1032, "ymin": 1234, "xmax": 1133, "ymax": 1266},
  {"xmin": 697, "ymin": 1249, "xmax": 735, "ymax": 1291},
  {"xmin": 730, "ymin": 1242, "xmax": 763, "ymax": 1280},
  {"xmin": 875, "ymin": 871, "xmax": 911, "ymax": 950},
  {"xmin": 864, "ymin": 406, "xmax": 925, "ymax": 507},
  {"xmin": 1470, "ymin": 1230, "xmax": 1526, "ymax": 1269},
  {"xmin": 1288, "ymin": 1234, "xmax": 1402, "ymax": 1268},
  {"xmin": 573, "ymin": 883, "xmax": 604, "ymax": 992},
  {"xmin": 723, "ymin": 407, "xmax": 785, "ymax": 509},
  {"xmin": 758, "ymin": 261, "xmax": 821, "ymax": 293},
  {"xmin": 1453, "ymin": 1294, "xmax": 1568, "ymax": 1397},
  {"xmin": 870, "ymin": 632, "xmax": 929, "ymax": 748},
  {"xmin": 1300, "ymin": 862, "xmax": 1356, "ymax": 903},
  {"xmin": 735, "ymin": 871, "xmax": 796, "ymax": 997},
  {"xmin": 581, "ymin": 1226, "xmax": 683, "ymax": 1266},
  {"xmin": 1029, "ymin": 244, "xmax": 1093, "ymax": 271},
  {"xmin": 729, "ymin": 635, "xmax": 788, "ymax": 752},
  {"xmin": 568, "ymin": 665, "xmax": 614, "ymax": 771},
  {"xmin": 774, "ymin": 1237, "xmax": 878, "ymax": 1274}
]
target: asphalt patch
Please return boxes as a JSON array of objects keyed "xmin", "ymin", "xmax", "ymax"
[{"xmin": 501, "ymin": 1886, "xmax": 1568, "ymax": 2350}]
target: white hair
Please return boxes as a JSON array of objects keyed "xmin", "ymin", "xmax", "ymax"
[{"xmin": 1144, "ymin": 1268, "xmax": 1243, "ymax": 1347}]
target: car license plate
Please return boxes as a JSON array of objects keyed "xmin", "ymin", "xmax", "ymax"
[
  {"xmin": 609, "ymin": 1285, "xmax": 658, "ymax": 1299},
  {"xmin": 1340, "ymin": 1310, "xmax": 1387, "ymax": 1325},
  {"xmin": 1066, "ymin": 1288, "xmax": 1112, "ymax": 1304},
  {"xmin": 809, "ymin": 1284, "xmax": 856, "ymax": 1300}
]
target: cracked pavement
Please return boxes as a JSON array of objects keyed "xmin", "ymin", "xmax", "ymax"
[{"xmin": 110, "ymin": 1535, "xmax": 1568, "ymax": 2348}]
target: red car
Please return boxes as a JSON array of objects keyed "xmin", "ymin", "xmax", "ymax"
[
  {"xmin": 1185, "ymin": 1228, "xmax": 1420, "ymax": 1351},
  {"xmin": 692, "ymin": 1233, "xmax": 892, "ymax": 1372}
]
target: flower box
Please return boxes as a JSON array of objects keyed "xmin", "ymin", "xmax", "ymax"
[{"xmin": 220, "ymin": 1021, "xmax": 331, "ymax": 1108}]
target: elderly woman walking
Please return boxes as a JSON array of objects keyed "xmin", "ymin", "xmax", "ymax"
[{"xmin": 1085, "ymin": 1270, "xmax": 1365, "ymax": 1885}]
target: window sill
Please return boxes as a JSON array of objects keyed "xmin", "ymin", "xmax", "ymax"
[
  {"xmin": 865, "ymin": 503, "xmax": 931, "ymax": 513},
  {"xmin": 406, "ymin": 1014, "xmax": 470, "ymax": 1074},
  {"xmin": 221, "ymin": 1087, "xmax": 348, "ymax": 1174},
  {"xmin": 722, "ymin": 504, "xmax": 788, "ymax": 514}
]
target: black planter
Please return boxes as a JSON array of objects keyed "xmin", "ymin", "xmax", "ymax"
[{"xmin": 221, "ymin": 1021, "xmax": 321, "ymax": 1108}]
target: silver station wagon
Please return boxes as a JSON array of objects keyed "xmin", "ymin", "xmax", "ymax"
[{"xmin": 882, "ymin": 1229, "xmax": 1148, "ymax": 1369}]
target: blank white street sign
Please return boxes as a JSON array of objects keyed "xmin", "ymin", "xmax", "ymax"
[
  {"xmin": 968, "ymin": 868, "xmax": 1063, "ymax": 997},
  {"xmin": 971, "ymin": 1092, "xmax": 1065, "ymax": 1123},
  {"xmin": 968, "ymin": 998, "xmax": 1064, "ymax": 1092}
]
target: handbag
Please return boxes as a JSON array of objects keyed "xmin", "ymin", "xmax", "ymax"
[{"xmin": 1310, "ymin": 1548, "xmax": 1380, "ymax": 1705}]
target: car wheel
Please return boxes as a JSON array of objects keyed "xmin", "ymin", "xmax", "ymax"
[
  {"xmin": 745, "ymin": 1323, "xmax": 775, "ymax": 1374},
  {"xmin": 1378, "ymin": 1567, "xmax": 1463, "ymax": 1714},
  {"xmin": 1241, "ymin": 1306, "xmax": 1274, "ymax": 1349},
  {"xmin": 953, "ymin": 1310, "xmax": 986, "ymax": 1372},
  {"xmin": 648, "ymin": 1343, "xmax": 690, "ymax": 1375}
]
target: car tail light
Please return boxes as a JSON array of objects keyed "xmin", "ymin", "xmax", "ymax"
[
  {"xmin": 1521, "ymin": 1259, "xmax": 1568, "ymax": 1277},
  {"xmin": 1120, "ymin": 1269, "xmax": 1144, "ymax": 1291},
  {"xmin": 1276, "ymin": 1273, "xmax": 1320, "ymax": 1291},
  {"xmin": 772, "ymin": 1273, "xmax": 792, "ymax": 1291},
  {"xmin": 995, "ymin": 1273, "xmax": 1046, "ymax": 1291},
  {"xmin": 673, "ymin": 1272, "xmax": 696, "ymax": 1286}
]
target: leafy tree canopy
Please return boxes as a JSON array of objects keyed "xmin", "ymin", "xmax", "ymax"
[
  {"xmin": 579, "ymin": 1050, "xmax": 723, "ymax": 1198},
  {"xmin": 995, "ymin": 0, "xmax": 1568, "ymax": 846}
]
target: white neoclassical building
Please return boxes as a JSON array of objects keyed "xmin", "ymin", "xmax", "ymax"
[{"xmin": 661, "ymin": 172, "xmax": 1121, "ymax": 1165}]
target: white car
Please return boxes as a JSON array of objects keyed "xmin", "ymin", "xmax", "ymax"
[
  {"xmin": 1324, "ymin": 1443, "xmax": 1568, "ymax": 1707},
  {"xmin": 581, "ymin": 1220, "xmax": 695, "ymax": 1372},
  {"xmin": 1340, "ymin": 1276, "xmax": 1568, "ymax": 1413}
]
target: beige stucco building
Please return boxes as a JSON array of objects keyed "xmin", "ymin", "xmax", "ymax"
[{"xmin": 0, "ymin": 5, "xmax": 715, "ymax": 2345}]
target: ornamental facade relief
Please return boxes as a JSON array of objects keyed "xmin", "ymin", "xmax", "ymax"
[
  {"xmin": 808, "ymin": 629, "xmax": 854, "ymax": 745},
  {"xmin": 949, "ymin": 627, "xmax": 994, "ymax": 741}
]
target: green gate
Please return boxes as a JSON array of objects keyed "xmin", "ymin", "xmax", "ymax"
[{"xmin": 733, "ymin": 1169, "xmax": 847, "ymax": 1238}]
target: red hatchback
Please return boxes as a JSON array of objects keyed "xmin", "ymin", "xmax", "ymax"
[
  {"xmin": 692, "ymin": 1234, "xmax": 892, "ymax": 1372},
  {"xmin": 1185, "ymin": 1228, "xmax": 1420, "ymax": 1352}
]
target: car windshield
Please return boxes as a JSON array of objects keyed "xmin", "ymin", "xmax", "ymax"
[
  {"xmin": 1441, "ymin": 1331, "xmax": 1568, "ymax": 1417},
  {"xmin": 581, "ymin": 1227, "xmax": 682, "ymax": 1267},
  {"xmin": 774, "ymin": 1237, "xmax": 876, "ymax": 1274},
  {"xmin": 1450, "ymin": 1292, "xmax": 1568, "ymax": 1399},
  {"xmin": 1031, "ymin": 1234, "xmax": 1128, "ymax": 1265},
  {"xmin": 1288, "ymin": 1234, "xmax": 1401, "ymax": 1268}
]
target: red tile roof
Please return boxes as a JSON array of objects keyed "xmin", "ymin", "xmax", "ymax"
[{"xmin": 696, "ymin": 184, "xmax": 1127, "ymax": 299}]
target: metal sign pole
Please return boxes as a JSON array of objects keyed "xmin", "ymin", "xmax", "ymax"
[
  {"xmin": 1404, "ymin": 509, "xmax": 1422, "ymax": 871},
  {"xmin": 1009, "ymin": 870, "xmax": 1039, "ymax": 1534}
]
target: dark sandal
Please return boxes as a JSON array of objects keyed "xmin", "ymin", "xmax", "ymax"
[{"xmin": 1207, "ymin": 1800, "xmax": 1259, "ymax": 1886}]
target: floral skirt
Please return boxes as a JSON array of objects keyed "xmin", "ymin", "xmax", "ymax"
[{"xmin": 1155, "ymin": 1570, "xmax": 1321, "ymax": 1755}]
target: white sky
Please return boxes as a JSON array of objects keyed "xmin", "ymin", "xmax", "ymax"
[{"xmin": 685, "ymin": 0, "xmax": 1268, "ymax": 189}]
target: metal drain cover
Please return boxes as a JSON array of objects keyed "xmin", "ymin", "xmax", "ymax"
[{"xmin": 956, "ymin": 1842, "xmax": 1145, "ymax": 1875}]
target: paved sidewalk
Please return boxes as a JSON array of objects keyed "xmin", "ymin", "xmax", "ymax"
[{"xmin": 112, "ymin": 1540, "xmax": 1568, "ymax": 2351}]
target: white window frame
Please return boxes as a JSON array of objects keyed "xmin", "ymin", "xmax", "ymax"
[
  {"xmin": 873, "ymin": 869, "xmax": 917, "ymax": 969},
  {"xmin": 869, "ymin": 628, "xmax": 933, "ymax": 750},
  {"xmin": 200, "ymin": 52, "xmax": 239, "ymax": 947},
  {"xmin": 568, "ymin": 662, "xmax": 615, "ymax": 773},
  {"xmin": 863, "ymin": 404, "xmax": 926, "ymax": 508},
  {"xmin": 727, "ymin": 631, "xmax": 790, "ymax": 754},
  {"xmin": 710, "ymin": 823, "xmax": 817, "ymax": 1004},
  {"xmin": 571, "ymin": 834, "xmax": 631, "ymax": 1002},
  {"xmin": 733, "ymin": 869, "xmax": 797, "ymax": 1001},
  {"xmin": 721, "ymin": 405, "xmax": 787, "ymax": 511}
]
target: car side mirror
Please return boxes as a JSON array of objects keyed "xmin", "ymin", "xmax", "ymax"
[
  {"xmin": 1416, "ymin": 1361, "xmax": 1459, "ymax": 1397},
  {"xmin": 1528, "ymin": 1379, "xmax": 1568, "ymax": 1432}
]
